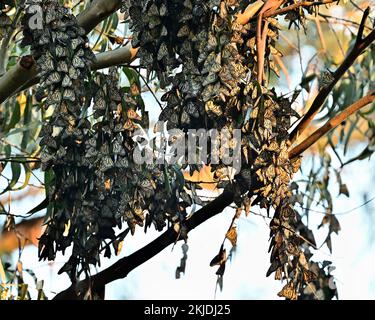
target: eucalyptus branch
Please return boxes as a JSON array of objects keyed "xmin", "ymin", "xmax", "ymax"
[
  {"xmin": 0, "ymin": 55, "xmax": 36, "ymax": 103},
  {"xmin": 16, "ymin": 44, "xmax": 139, "ymax": 93},
  {"xmin": 289, "ymin": 7, "xmax": 375, "ymax": 144},
  {"xmin": 76, "ymin": 0, "xmax": 121, "ymax": 34},
  {"xmin": 289, "ymin": 91, "xmax": 375, "ymax": 159},
  {"xmin": 53, "ymin": 190, "xmax": 235, "ymax": 300},
  {"xmin": 264, "ymin": 0, "xmax": 338, "ymax": 18}
]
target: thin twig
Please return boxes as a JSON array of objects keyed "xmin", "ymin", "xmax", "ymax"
[
  {"xmin": 289, "ymin": 91, "xmax": 375, "ymax": 158},
  {"xmin": 290, "ymin": 7, "xmax": 375, "ymax": 143}
]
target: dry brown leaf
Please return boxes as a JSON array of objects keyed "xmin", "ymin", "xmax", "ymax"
[{"xmin": 226, "ymin": 226, "xmax": 237, "ymax": 247}]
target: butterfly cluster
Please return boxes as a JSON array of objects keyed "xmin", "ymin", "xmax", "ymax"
[
  {"xmin": 124, "ymin": 0, "xmax": 326, "ymax": 298},
  {"xmin": 20, "ymin": 0, "xmax": 197, "ymax": 280},
  {"xmin": 21, "ymin": 0, "xmax": 101, "ymax": 277},
  {"xmin": 17, "ymin": 0, "xmax": 335, "ymax": 298},
  {"xmin": 83, "ymin": 70, "xmax": 194, "ymax": 241}
]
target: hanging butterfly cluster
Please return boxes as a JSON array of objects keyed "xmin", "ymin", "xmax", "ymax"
[
  {"xmin": 122, "ymin": 0, "xmax": 331, "ymax": 299},
  {"xmin": 123, "ymin": 0, "xmax": 257, "ymax": 131},
  {"xmin": 21, "ymin": 0, "xmax": 195, "ymax": 279},
  {"xmin": 83, "ymin": 70, "xmax": 194, "ymax": 240},
  {"xmin": 18, "ymin": 0, "xmax": 337, "ymax": 298},
  {"xmin": 21, "ymin": 0, "xmax": 100, "ymax": 277}
]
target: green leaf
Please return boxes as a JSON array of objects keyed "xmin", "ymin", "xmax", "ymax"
[
  {"xmin": 26, "ymin": 198, "xmax": 49, "ymax": 216},
  {"xmin": 123, "ymin": 67, "xmax": 141, "ymax": 87},
  {"xmin": 1, "ymin": 161, "xmax": 21, "ymax": 194},
  {"xmin": 4, "ymin": 144, "xmax": 11, "ymax": 158},
  {"xmin": 14, "ymin": 163, "xmax": 31, "ymax": 191},
  {"xmin": 172, "ymin": 164, "xmax": 185, "ymax": 191},
  {"xmin": 5, "ymin": 101, "xmax": 21, "ymax": 132},
  {"xmin": 21, "ymin": 94, "xmax": 33, "ymax": 150},
  {"xmin": 44, "ymin": 169, "xmax": 55, "ymax": 199},
  {"xmin": 343, "ymin": 115, "xmax": 359, "ymax": 156},
  {"xmin": 5, "ymin": 121, "xmax": 42, "ymax": 138},
  {"xmin": 111, "ymin": 11, "xmax": 119, "ymax": 31},
  {"xmin": 300, "ymin": 74, "xmax": 316, "ymax": 92}
]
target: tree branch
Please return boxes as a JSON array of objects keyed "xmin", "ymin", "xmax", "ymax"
[
  {"xmin": 289, "ymin": 91, "xmax": 375, "ymax": 159},
  {"xmin": 264, "ymin": 0, "xmax": 338, "ymax": 18},
  {"xmin": 76, "ymin": 0, "xmax": 121, "ymax": 34},
  {"xmin": 15, "ymin": 44, "xmax": 139, "ymax": 94},
  {"xmin": 289, "ymin": 7, "xmax": 375, "ymax": 144},
  {"xmin": 0, "ymin": 56, "xmax": 37, "ymax": 103},
  {"xmin": 53, "ymin": 190, "xmax": 235, "ymax": 300},
  {"xmin": 0, "ymin": 0, "xmax": 122, "ymax": 104},
  {"xmin": 236, "ymin": 0, "xmax": 338, "ymax": 25}
]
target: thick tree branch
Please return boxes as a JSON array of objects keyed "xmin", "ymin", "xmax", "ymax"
[
  {"xmin": 289, "ymin": 7, "xmax": 375, "ymax": 144},
  {"xmin": 0, "ymin": 0, "xmax": 122, "ymax": 104},
  {"xmin": 0, "ymin": 56, "xmax": 37, "ymax": 103},
  {"xmin": 53, "ymin": 190, "xmax": 235, "ymax": 300},
  {"xmin": 16, "ymin": 44, "xmax": 139, "ymax": 94},
  {"xmin": 289, "ymin": 91, "xmax": 375, "ymax": 159},
  {"xmin": 76, "ymin": 0, "xmax": 121, "ymax": 34}
]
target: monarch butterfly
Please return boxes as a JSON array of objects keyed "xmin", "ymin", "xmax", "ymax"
[
  {"xmin": 183, "ymin": 0, "xmax": 193, "ymax": 9},
  {"xmin": 62, "ymin": 75, "xmax": 72, "ymax": 88},
  {"xmin": 77, "ymin": 27, "xmax": 86, "ymax": 37},
  {"xmin": 75, "ymin": 48, "xmax": 85, "ymax": 57},
  {"xmin": 46, "ymin": 72, "xmax": 61, "ymax": 85},
  {"xmin": 95, "ymin": 97, "xmax": 106, "ymax": 110},
  {"xmin": 159, "ymin": 3, "xmax": 167, "ymax": 16},
  {"xmin": 148, "ymin": 16, "xmax": 161, "ymax": 29},
  {"xmin": 39, "ymin": 34, "xmax": 50, "ymax": 46},
  {"xmin": 127, "ymin": 108, "xmax": 141, "ymax": 120},
  {"xmin": 40, "ymin": 135, "xmax": 57, "ymax": 149},
  {"xmin": 181, "ymin": 110, "xmax": 190, "ymax": 124},
  {"xmin": 157, "ymin": 43, "xmax": 168, "ymax": 61},
  {"xmin": 207, "ymin": 33, "xmax": 217, "ymax": 50},
  {"xmin": 71, "ymin": 38, "xmax": 83, "ymax": 50},
  {"xmin": 303, "ymin": 269, "xmax": 317, "ymax": 283},
  {"xmin": 57, "ymin": 61, "xmax": 68, "ymax": 73},
  {"xmin": 177, "ymin": 25, "xmax": 190, "ymax": 38},
  {"xmin": 277, "ymin": 282, "xmax": 298, "ymax": 300},
  {"xmin": 116, "ymin": 157, "xmax": 129, "ymax": 168},
  {"xmin": 45, "ymin": 10, "xmax": 56, "ymax": 25},
  {"xmin": 55, "ymin": 46, "xmax": 67, "ymax": 58},
  {"xmin": 99, "ymin": 156, "xmax": 114, "ymax": 172},
  {"xmin": 87, "ymin": 138, "xmax": 97, "ymax": 148},
  {"xmin": 72, "ymin": 55, "xmax": 85, "ymax": 69},
  {"xmin": 205, "ymin": 101, "xmax": 222, "ymax": 116},
  {"xmin": 68, "ymin": 67, "xmax": 80, "ymax": 79},
  {"xmin": 54, "ymin": 31, "xmax": 69, "ymax": 42},
  {"xmin": 113, "ymin": 141, "xmax": 126, "ymax": 156},
  {"xmin": 160, "ymin": 25, "xmax": 168, "ymax": 37},
  {"xmin": 50, "ymin": 90, "xmax": 62, "ymax": 104},
  {"xmin": 42, "ymin": 54, "xmax": 55, "ymax": 71},
  {"xmin": 123, "ymin": 118, "xmax": 135, "ymax": 131},
  {"xmin": 140, "ymin": 179, "xmax": 152, "ymax": 190},
  {"xmin": 148, "ymin": 3, "xmax": 159, "ymax": 16},
  {"xmin": 186, "ymin": 101, "xmax": 199, "ymax": 118},
  {"xmin": 202, "ymin": 72, "xmax": 218, "ymax": 86},
  {"xmin": 63, "ymin": 89, "xmax": 76, "ymax": 102},
  {"xmin": 319, "ymin": 70, "xmax": 334, "ymax": 89}
]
